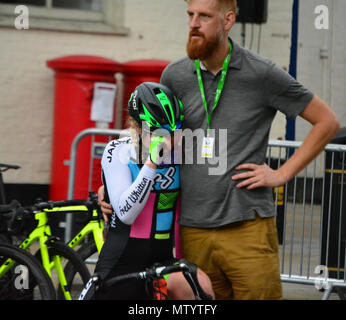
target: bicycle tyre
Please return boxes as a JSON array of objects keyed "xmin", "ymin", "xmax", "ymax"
[
  {"xmin": 35, "ymin": 240, "xmax": 91, "ymax": 300},
  {"xmin": 62, "ymin": 241, "xmax": 98, "ymax": 299},
  {"xmin": 0, "ymin": 243, "xmax": 56, "ymax": 300},
  {"xmin": 76, "ymin": 241, "xmax": 98, "ymax": 265}
]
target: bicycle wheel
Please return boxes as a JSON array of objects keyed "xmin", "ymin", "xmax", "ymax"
[
  {"xmin": 0, "ymin": 243, "xmax": 56, "ymax": 300},
  {"xmin": 35, "ymin": 240, "xmax": 91, "ymax": 300},
  {"xmin": 76, "ymin": 241, "xmax": 98, "ymax": 271},
  {"xmin": 62, "ymin": 241, "xmax": 98, "ymax": 299}
]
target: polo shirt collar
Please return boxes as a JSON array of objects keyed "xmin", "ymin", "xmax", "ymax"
[{"xmin": 229, "ymin": 39, "xmax": 242, "ymax": 70}]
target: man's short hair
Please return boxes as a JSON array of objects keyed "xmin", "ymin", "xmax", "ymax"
[
  {"xmin": 184, "ymin": 0, "xmax": 237, "ymax": 13},
  {"xmin": 218, "ymin": 0, "xmax": 237, "ymax": 13}
]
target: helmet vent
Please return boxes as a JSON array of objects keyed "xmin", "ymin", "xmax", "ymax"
[
  {"xmin": 148, "ymin": 103, "xmax": 163, "ymax": 112},
  {"xmin": 153, "ymin": 87, "xmax": 161, "ymax": 95}
]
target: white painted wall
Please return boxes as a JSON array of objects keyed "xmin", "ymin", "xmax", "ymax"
[
  {"xmin": 296, "ymin": 0, "xmax": 346, "ymax": 141},
  {"xmin": 294, "ymin": 0, "xmax": 346, "ymax": 177}
]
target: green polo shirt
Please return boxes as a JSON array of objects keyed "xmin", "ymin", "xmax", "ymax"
[{"xmin": 161, "ymin": 39, "xmax": 314, "ymax": 228}]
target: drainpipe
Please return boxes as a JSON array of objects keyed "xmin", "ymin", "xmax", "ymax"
[{"xmin": 286, "ymin": 0, "xmax": 299, "ymax": 141}]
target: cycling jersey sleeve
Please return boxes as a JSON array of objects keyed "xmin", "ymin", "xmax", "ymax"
[{"xmin": 101, "ymin": 139, "xmax": 156, "ymax": 225}]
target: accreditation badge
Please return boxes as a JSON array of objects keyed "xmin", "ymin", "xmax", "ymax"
[{"xmin": 201, "ymin": 136, "xmax": 214, "ymax": 158}]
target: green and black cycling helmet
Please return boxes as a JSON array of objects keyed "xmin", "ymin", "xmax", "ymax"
[{"xmin": 128, "ymin": 82, "xmax": 184, "ymax": 133}]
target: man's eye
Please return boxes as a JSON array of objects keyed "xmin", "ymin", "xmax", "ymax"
[{"xmin": 198, "ymin": 14, "xmax": 210, "ymax": 21}]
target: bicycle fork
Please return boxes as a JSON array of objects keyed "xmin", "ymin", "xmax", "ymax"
[
  {"xmin": 43, "ymin": 237, "xmax": 72, "ymax": 300},
  {"xmin": 18, "ymin": 225, "xmax": 73, "ymax": 300}
]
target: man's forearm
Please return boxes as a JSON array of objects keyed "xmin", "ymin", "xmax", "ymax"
[
  {"xmin": 232, "ymin": 95, "xmax": 340, "ymax": 190},
  {"xmin": 277, "ymin": 114, "xmax": 340, "ymax": 183}
]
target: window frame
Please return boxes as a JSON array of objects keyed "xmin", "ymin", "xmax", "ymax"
[{"xmin": 0, "ymin": 0, "xmax": 129, "ymax": 35}]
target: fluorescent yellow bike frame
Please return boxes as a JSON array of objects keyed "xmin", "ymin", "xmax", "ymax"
[
  {"xmin": 0, "ymin": 211, "xmax": 72, "ymax": 300},
  {"xmin": 0, "ymin": 201, "xmax": 105, "ymax": 300},
  {"xmin": 44, "ymin": 205, "xmax": 104, "ymax": 253}
]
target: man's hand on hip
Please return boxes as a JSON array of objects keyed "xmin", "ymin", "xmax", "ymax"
[{"xmin": 232, "ymin": 163, "xmax": 286, "ymax": 190}]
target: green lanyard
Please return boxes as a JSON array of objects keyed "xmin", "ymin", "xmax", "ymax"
[{"xmin": 194, "ymin": 41, "xmax": 233, "ymax": 132}]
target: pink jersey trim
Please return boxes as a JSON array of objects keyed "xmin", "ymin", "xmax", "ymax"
[{"xmin": 129, "ymin": 193, "xmax": 155, "ymax": 239}]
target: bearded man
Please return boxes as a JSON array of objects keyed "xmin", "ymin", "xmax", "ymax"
[
  {"xmin": 99, "ymin": 0, "xmax": 339, "ymax": 299},
  {"xmin": 159, "ymin": 0, "xmax": 339, "ymax": 300}
]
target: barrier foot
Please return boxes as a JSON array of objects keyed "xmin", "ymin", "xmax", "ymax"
[{"xmin": 321, "ymin": 285, "xmax": 334, "ymax": 300}]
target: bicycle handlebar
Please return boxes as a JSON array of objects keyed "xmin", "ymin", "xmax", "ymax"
[
  {"xmin": 32, "ymin": 199, "xmax": 90, "ymax": 210},
  {"xmin": 0, "ymin": 194, "xmax": 102, "ymax": 234},
  {"xmin": 0, "ymin": 199, "xmax": 92, "ymax": 216},
  {"xmin": 32, "ymin": 191, "xmax": 100, "ymax": 212},
  {"xmin": 103, "ymin": 259, "xmax": 213, "ymax": 300}
]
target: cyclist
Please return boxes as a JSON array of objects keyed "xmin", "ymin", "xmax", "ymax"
[{"xmin": 81, "ymin": 82, "xmax": 214, "ymax": 300}]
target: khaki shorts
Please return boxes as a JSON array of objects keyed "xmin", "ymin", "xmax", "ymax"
[{"xmin": 180, "ymin": 215, "xmax": 282, "ymax": 300}]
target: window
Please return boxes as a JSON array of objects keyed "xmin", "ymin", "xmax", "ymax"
[
  {"xmin": 0, "ymin": 0, "xmax": 102, "ymax": 11},
  {"xmin": 0, "ymin": 0, "xmax": 128, "ymax": 35}
]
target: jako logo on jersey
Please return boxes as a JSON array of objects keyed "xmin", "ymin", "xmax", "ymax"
[{"xmin": 106, "ymin": 138, "xmax": 131, "ymax": 163}]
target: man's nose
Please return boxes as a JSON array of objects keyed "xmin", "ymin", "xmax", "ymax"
[{"xmin": 189, "ymin": 14, "xmax": 200, "ymax": 29}]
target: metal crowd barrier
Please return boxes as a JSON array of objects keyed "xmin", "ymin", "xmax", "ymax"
[
  {"xmin": 66, "ymin": 129, "xmax": 346, "ymax": 300},
  {"xmin": 268, "ymin": 140, "xmax": 346, "ymax": 300},
  {"xmin": 65, "ymin": 128, "xmax": 127, "ymax": 243}
]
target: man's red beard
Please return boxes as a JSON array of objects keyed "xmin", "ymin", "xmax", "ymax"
[{"xmin": 186, "ymin": 30, "xmax": 220, "ymax": 60}]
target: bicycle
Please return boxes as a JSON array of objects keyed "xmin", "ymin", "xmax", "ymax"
[
  {"xmin": 0, "ymin": 163, "xmax": 104, "ymax": 274},
  {"xmin": 0, "ymin": 199, "xmax": 91, "ymax": 300},
  {"xmin": 0, "ymin": 242, "xmax": 56, "ymax": 300},
  {"xmin": 79, "ymin": 258, "xmax": 213, "ymax": 300},
  {"xmin": 42, "ymin": 192, "xmax": 105, "ymax": 294}
]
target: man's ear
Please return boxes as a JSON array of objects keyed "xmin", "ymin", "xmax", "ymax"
[{"xmin": 224, "ymin": 10, "xmax": 236, "ymax": 31}]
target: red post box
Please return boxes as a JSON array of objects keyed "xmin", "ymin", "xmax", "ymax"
[
  {"xmin": 121, "ymin": 59, "xmax": 170, "ymax": 128},
  {"xmin": 47, "ymin": 55, "xmax": 123, "ymax": 201}
]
